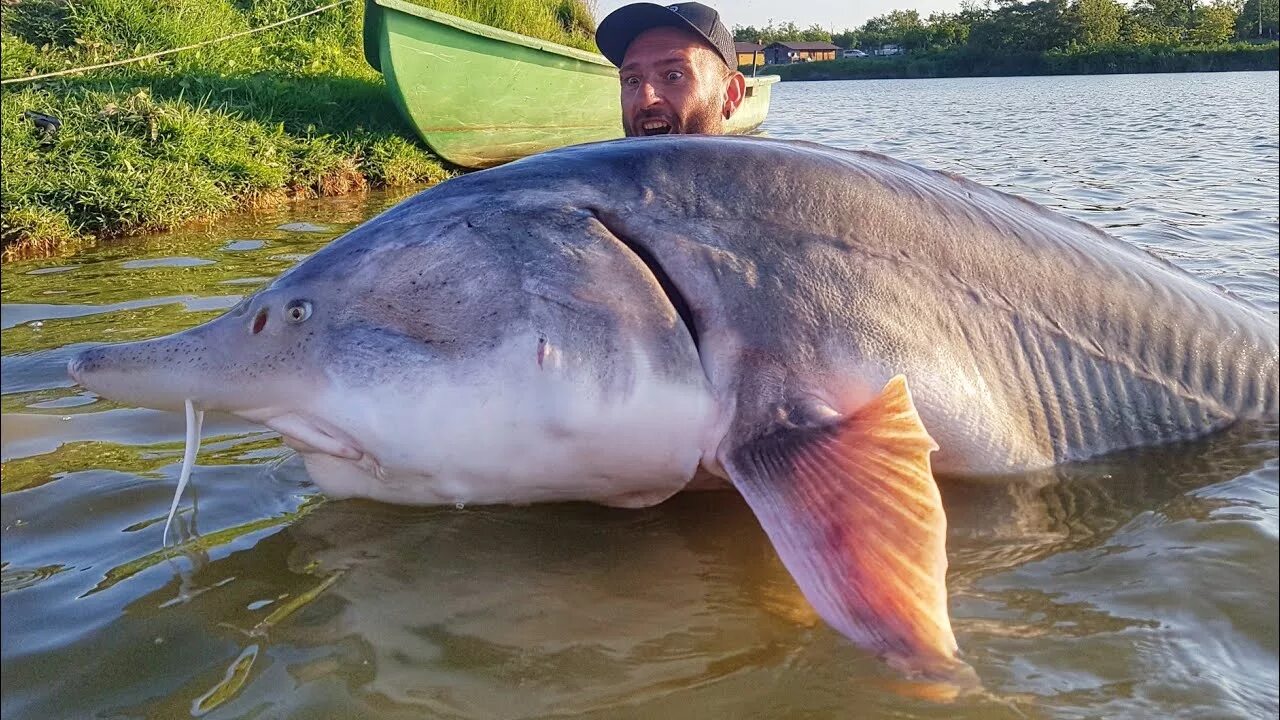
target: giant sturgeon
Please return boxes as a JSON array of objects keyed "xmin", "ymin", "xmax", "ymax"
[{"xmin": 68, "ymin": 136, "xmax": 1279, "ymax": 679}]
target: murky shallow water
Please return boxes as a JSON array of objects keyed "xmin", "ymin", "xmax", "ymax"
[{"xmin": 3, "ymin": 72, "xmax": 1277, "ymax": 719}]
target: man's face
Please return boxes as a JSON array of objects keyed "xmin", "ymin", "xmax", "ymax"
[{"xmin": 619, "ymin": 26, "xmax": 738, "ymax": 137}]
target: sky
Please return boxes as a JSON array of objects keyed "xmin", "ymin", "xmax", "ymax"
[{"xmin": 590, "ymin": 0, "xmax": 970, "ymax": 32}]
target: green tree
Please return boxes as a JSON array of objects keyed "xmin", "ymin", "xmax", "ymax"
[
  {"xmin": 1235, "ymin": 0, "xmax": 1279, "ymax": 37},
  {"xmin": 968, "ymin": 0, "xmax": 1074, "ymax": 52},
  {"xmin": 1189, "ymin": 0, "xmax": 1240, "ymax": 43},
  {"xmin": 859, "ymin": 9, "xmax": 928, "ymax": 50},
  {"xmin": 732, "ymin": 21, "xmax": 832, "ymax": 44},
  {"xmin": 1123, "ymin": 7, "xmax": 1186, "ymax": 42},
  {"xmin": 926, "ymin": 11, "xmax": 973, "ymax": 48},
  {"xmin": 1069, "ymin": 0, "xmax": 1125, "ymax": 45},
  {"xmin": 1129, "ymin": 0, "xmax": 1197, "ymax": 41},
  {"xmin": 832, "ymin": 29, "xmax": 860, "ymax": 48},
  {"xmin": 799, "ymin": 24, "xmax": 834, "ymax": 41},
  {"xmin": 1143, "ymin": 0, "xmax": 1199, "ymax": 26}
]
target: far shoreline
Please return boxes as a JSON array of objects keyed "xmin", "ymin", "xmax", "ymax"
[
  {"xmin": 763, "ymin": 67, "xmax": 1280, "ymax": 83},
  {"xmin": 752, "ymin": 42, "xmax": 1280, "ymax": 82}
]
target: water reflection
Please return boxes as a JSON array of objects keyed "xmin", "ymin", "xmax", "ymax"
[{"xmin": 25, "ymin": 423, "xmax": 1267, "ymax": 719}]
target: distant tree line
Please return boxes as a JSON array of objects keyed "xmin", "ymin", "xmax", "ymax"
[{"xmin": 734, "ymin": 0, "xmax": 1279, "ymax": 55}]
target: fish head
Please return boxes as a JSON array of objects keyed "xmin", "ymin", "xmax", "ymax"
[
  {"xmin": 69, "ymin": 181, "xmax": 716, "ymax": 504},
  {"xmin": 66, "ymin": 279, "xmax": 333, "ymax": 418}
]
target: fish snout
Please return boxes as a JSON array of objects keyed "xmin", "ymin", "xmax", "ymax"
[
  {"xmin": 67, "ymin": 344, "xmax": 133, "ymax": 399},
  {"xmin": 66, "ymin": 318, "xmax": 322, "ymax": 414},
  {"xmin": 63, "ymin": 339, "xmax": 197, "ymax": 411},
  {"xmin": 67, "ymin": 347, "xmax": 103, "ymax": 385}
]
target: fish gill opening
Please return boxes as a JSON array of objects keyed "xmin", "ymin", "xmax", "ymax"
[{"xmin": 587, "ymin": 210, "xmax": 701, "ymax": 355}]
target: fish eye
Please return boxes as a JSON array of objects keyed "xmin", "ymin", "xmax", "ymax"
[{"xmin": 284, "ymin": 300, "xmax": 312, "ymax": 323}]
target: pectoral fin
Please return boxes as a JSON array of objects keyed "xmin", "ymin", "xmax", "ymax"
[{"xmin": 724, "ymin": 375, "xmax": 967, "ymax": 678}]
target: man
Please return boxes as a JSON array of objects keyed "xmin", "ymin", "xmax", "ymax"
[{"xmin": 596, "ymin": 3, "xmax": 746, "ymax": 137}]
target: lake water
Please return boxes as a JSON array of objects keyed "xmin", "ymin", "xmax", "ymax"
[{"xmin": 2, "ymin": 72, "xmax": 1277, "ymax": 719}]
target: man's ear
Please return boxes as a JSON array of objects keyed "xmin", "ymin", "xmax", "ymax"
[{"xmin": 723, "ymin": 71, "xmax": 746, "ymax": 119}]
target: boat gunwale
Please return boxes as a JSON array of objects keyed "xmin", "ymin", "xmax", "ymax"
[
  {"xmin": 373, "ymin": 0, "xmax": 616, "ymax": 67},
  {"xmin": 370, "ymin": 0, "xmax": 781, "ymax": 88}
]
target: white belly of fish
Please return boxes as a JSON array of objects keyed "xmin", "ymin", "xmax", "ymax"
[{"xmin": 297, "ymin": 339, "xmax": 718, "ymax": 508}]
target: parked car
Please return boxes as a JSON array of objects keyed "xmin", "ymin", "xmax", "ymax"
[{"xmin": 841, "ymin": 49, "xmax": 868, "ymax": 58}]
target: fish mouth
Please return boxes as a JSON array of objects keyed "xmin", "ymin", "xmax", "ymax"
[
  {"xmin": 226, "ymin": 404, "xmax": 364, "ymax": 460},
  {"xmin": 638, "ymin": 118, "xmax": 674, "ymax": 136},
  {"xmin": 250, "ymin": 410, "xmax": 365, "ymax": 461}
]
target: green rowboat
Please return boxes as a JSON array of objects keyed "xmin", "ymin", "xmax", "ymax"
[{"xmin": 362, "ymin": 0, "xmax": 780, "ymax": 169}]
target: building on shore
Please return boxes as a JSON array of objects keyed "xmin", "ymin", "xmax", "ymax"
[
  {"xmin": 735, "ymin": 42, "xmax": 765, "ymax": 67},
  {"xmin": 762, "ymin": 41, "xmax": 841, "ymax": 64}
]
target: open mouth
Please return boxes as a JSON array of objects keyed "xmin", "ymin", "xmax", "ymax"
[{"xmin": 640, "ymin": 119, "xmax": 673, "ymax": 136}]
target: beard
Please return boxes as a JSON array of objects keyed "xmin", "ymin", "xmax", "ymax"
[{"xmin": 623, "ymin": 97, "xmax": 726, "ymax": 137}]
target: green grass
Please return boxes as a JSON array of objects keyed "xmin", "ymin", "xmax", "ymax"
[{"xmin": 1, "ymin": 0, "xmax": 599, "ymax": 258}]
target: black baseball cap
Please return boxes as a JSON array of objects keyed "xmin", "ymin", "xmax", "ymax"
[{"xmin": 596, "ymin": 2, "xmax": 737, "ymax": 70}]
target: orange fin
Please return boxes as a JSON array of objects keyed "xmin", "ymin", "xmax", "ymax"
[{"xmin": 726, "ymin": 375, "xmax": 969, "ymax": 679}]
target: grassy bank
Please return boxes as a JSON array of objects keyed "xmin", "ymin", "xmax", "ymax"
[
  {"xmin": 0, "ymin": 0, "xmax": 598, "ymax": 259},
  {"xmin": 764, "ymin": 42, "xmax": 1280, "ymax": 81}
]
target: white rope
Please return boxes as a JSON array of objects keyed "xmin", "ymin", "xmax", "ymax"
[{"xmin": 0, "ymin": 0, "xmax": 355, "ymax": 86}]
